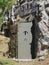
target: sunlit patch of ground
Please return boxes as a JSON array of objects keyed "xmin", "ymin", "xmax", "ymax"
[{"xmin": 0, "ymin": 35, "xmax": 10, "ymax": 53}]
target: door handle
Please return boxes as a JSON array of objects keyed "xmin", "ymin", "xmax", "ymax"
[{"xmin": 24, "ymin": 31, "xmax": 28, "ymax": 35}]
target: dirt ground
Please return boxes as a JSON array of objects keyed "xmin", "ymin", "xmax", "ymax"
[
  {"xmin": 0, "ymin": 35, "xmax": 9, "ymax": 53},
  {"xmin": 0, "ymin": 35, "xmax": 49, "ymax": 65}
]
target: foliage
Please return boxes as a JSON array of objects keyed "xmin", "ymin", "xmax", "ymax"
[
  {"xmin": 0, "ymin": 55, "xmax": 18, "ymax": 65},
  {"xmin": 0, "ymin": 0, "xmax": 16, "ymax": 27}
]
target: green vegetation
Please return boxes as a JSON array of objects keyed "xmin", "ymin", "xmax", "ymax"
[
  {"xmin": 0, "ymin": 0, "xmax": 16, "ymax": 27},
  {"xmin": 0, "ymin": 54, "xmax": 18, "ymax": 65}
]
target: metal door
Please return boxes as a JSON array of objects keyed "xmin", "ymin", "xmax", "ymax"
[{"xmin": 18, "ymin": 22, "xmax": 32, "ymax": 59}]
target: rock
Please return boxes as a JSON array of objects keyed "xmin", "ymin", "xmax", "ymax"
[
  {"xmin": 42, "ymin": 10, "xmax": 48, "ymax": 25},
  {"xmin": 38, "ymin": 20, "xmax": 48, "ymax": 36},
  {"xmin": 41, "ymin": 39, "xmax": 48, "ymax": 46},
  {"xmin": 37, "ymin": 50, "xmax": 44, "ymax": 57},
  {"xmin": 5, "ymin": 16, "xmax": 8, "ymax": 20},
  {"xmin": 41, "ymin": 39, "xmax": 48, "ymax": 50},
  {"xmin": 1, "ymin": 31, "xmax": 5, "ymax": 35},
  {"xmin": 39, "ymin": 56, "xmax": 45, "ymax": 61},
  {"xmin": 44, "ymin": 49, "xmax": 48, "ymax": 55},
  {"xmin": 46, "ymin": 7, "xmax": 49, "ymax": 13},
  {"xmin": 13, "ymin": 57, "xmax": 16, "ymax": 60}
]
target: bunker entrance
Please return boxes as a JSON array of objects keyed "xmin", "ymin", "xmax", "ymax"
[
  {"xmin": 8, "ymin": 17, "xmax": 38, "ymax": 59},
  {"xmin": 8, "ymin": 21, "xmax": 38, "ymax": 59}
]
